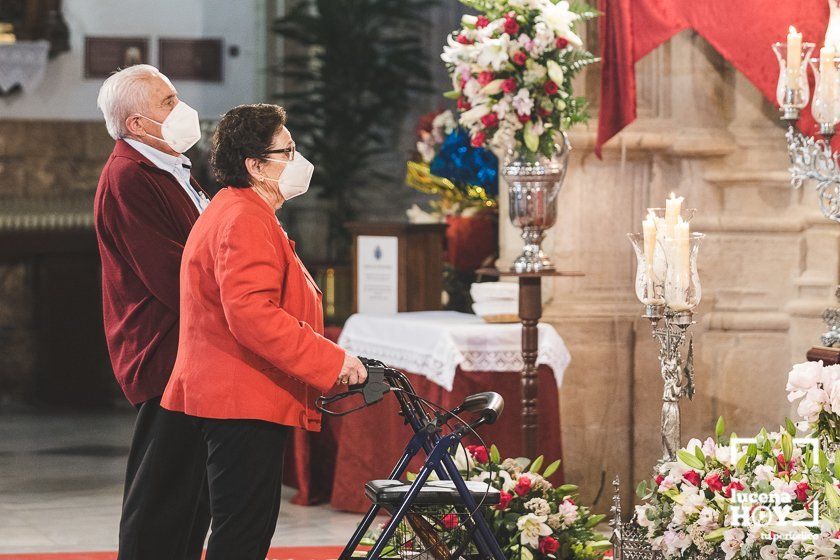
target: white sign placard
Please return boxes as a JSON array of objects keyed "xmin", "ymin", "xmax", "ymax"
[{"xmin": 357, "ymin": 235, "xmax": 399, "ymax": 315}]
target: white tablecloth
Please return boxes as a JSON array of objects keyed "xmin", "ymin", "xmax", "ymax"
[{"xmin": 337, "ymin": 311, "xmax": 571, "ymax": 391}]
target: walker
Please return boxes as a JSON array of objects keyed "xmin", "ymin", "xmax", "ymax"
[{"xmin": 315, "ymin": 357, "xmax": 508, "ymax": 560}]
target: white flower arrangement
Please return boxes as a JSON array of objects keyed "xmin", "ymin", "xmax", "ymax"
[{"xmin": 441, "ymin": 0, "xmax": 599, "ymax": 158}]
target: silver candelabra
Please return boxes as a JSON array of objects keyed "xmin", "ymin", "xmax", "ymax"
[
  {"xmin": 643, "ymin": 305, "xmax": 696, "ymax": 462},
  {"xmin": 628, "ymin": 228, "xmax": 703, "ymax": 462},
  {"xmin": 775, "ymin": 40, "xmax": 840, "ymax": 346}
]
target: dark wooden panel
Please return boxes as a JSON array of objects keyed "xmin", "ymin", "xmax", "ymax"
[
  {"xmin": 85, "ymin": 36, "xmax": 148, "ymax": 78},
  {"xmin": 159, "ymin": 38, "xmax": 223, "ymax": 82}
]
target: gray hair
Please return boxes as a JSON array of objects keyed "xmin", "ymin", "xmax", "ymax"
[{"xmin": 96, "ymin": 65, "xmax": 173, "ymax": 140}]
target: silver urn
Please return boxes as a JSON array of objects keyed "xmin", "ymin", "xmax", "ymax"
[{"xmin": 502, "ymin": 132, "xmax": 571, "ymax": 273}]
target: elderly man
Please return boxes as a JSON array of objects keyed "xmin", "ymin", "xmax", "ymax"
[{"xmin": 93, "ymin": 64, "xmax": 211, "ymax": 559}]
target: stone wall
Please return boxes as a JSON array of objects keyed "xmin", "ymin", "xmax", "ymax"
[
  {"xmin": 497, "ymin": 30, "xmax": 839, "ymax": 513},
  {"xmin": 0, "ymin": 120, "xmax": 113, "ymax": 405}
]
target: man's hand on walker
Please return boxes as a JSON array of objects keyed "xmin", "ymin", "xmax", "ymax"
[{"xmin": 337, "ymin": 354, "xmax": 368, "ymax": 386}]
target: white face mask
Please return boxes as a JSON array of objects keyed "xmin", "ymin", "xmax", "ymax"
[
  {"xmin": 136, "ymin": 101, "xmax": 201, "ymax": 153},
  {"xmin": 258, "ymin": 153, "xmax": 314, "ymax": 201}
]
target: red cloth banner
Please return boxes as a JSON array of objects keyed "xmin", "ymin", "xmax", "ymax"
[{"xmin": 596, "ymin": 0, "xmax": 830, "ymax": 157}]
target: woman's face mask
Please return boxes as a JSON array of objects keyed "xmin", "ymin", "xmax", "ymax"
[
  {"xmin": 257, "ymin": 153, "xmax": 314, "ymax": 201},
  {"xmin": 135, "ymin": 101, "xmax": 201, "ymax": 153}
]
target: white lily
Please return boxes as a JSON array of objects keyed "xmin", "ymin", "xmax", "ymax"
[{"xmin": 547, "ymin": 59, "xmax": 565, "ymax": 85}]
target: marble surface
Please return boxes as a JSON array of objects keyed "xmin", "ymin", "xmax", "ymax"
[{"xmin": 0, "ymin": 410, "xmax": 362, "ymax": 554}]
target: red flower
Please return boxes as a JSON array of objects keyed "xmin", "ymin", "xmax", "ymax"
[
  {"xmin": 683, "ymin": 470, "xmax": 701, "ymax": 487},
  {"xmin": 795, "ymin": 482, "xmax": 811, "ymax": 502},
  {"xmin": 442, "ymin": 513, "xmax": 460, "ymax": 529},
  {"xmin": 565, "ymin": 497, "xmax": 575, "ymax": 506},
  {"xmin": 517, "ymin": 113, "xmax": 531, "ymax": 123},
  {"xmin": 477, "ymin": 71, "xmax": 494, "ymax": 86},
  {"xmin": 776, "ymin": 454, "xmax": 794, "ymax": 474},
  {"xmin": 655, "ymin": 474, "xmax": 665, "ymax": 486},
  {"xmin": 471, "ymin": 131, "xmax": 486, "ymax": 147},
  {"xmin": 514, "ymin": 475, "xmax": 532, "ymax": 497},
  {"xmin": 501, "ymin": 78, "xmax": 517, "ymax": 93},
  {"xmin": 456, "ymin": 34, "xmax": 473, "ymax": 45},
  {"xmin": 504, "ymin": 19, "xmax": 519, "ymax": 36},
  {"xmin": 556, "ymin": 37, "xmax": 569, "ymax": 49},
  {"xmin": 465, "ymin": 444, "xmax": 489, "ymax": 463},
  {"xmin": 415, "ymin": 109, "xmax": 443, "ymax": 136},
  {"xmin": 512, "ymin": 51, "xmax": 528, "ymax": 66},
  {"xmin": 537, "ymin": 107, "xmax": 552, "ymax": 118},
  {"xmin": 495, "ymin": 490, "xmax": 513, "ymax": 510},
  {"xmin": 539, "ymin": 536, "xmax": 560, "ymax": 555},
  {"xmin": 476, "ymin": 15, "xmax": 489, "ymax": 28},
  {"xmin": 724, "ymin": 480, "xmax": 745, "ymax": 498},
  {"xmin": 705, "ymin": 473, "xmax": 724, "ymax": 493},
  {"xmin": 480, "ymin": 113, "xmax": 499, "ymax": 128},
  {"xmin": 544, "ymin": 80, "xmax": 559, "ymax": 95},
  {"xmin": 457, "ymin": 97, "xmax": 471, "ymax": 111}
]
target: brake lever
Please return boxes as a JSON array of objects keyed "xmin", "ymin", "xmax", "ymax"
[{"xmin": 314, "ymin": 357, "xmax": 391, "ymax": 416}]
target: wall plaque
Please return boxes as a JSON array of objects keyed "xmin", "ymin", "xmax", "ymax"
[
  {"xmin": 84, "ymin": 36, "xmax": 148, "ymax": 78},
  {"xmin": 158, "ymin": 38, "xmax": 223, "ymax": 82}
]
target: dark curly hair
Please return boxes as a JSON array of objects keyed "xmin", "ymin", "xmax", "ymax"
[{"xmin": 210, "ymin": 103, "xmax": 287, "ymax": 188}]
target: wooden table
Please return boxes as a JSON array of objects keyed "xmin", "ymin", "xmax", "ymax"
[{"xmin": 476, "ymin": 267, "xmax": 583, "ymax": 457}]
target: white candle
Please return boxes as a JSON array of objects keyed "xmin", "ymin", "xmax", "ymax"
[
  {"xmin": 642, "ymin": 210, "xmax": 657, "ymax": 267},
  {"xmin": 664, "ymin": 192, "xmax": 683, "ymax": 238},
  {"xmin": 787, "ymin": 26, "xmax": 803, "ymax": 89},
  {"xmin": 677, "ymin": 217, "xmax": 690, "ymax": 292},
  {"xmin": 824, "ymin": 45, "xmax": 837, "ymax": 110}
]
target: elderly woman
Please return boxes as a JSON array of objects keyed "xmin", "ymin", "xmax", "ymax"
[{"xmin": 161, "ymin": 103, "xmax": 367, "ymax": 559}]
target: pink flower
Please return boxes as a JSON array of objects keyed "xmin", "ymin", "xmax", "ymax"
[
  {"xmin": 477, "ymin": 71, "xmax": 494, "ymax": 86},
  {"xmin": 480, "ymin": 113, "xmax": 499, "ymax": 128},
  {"xmin": 501, "ymin": 78, "xmax": 517, "ymax": 93},
  {"xmin": 457, "ymin": 97, "xmax": 471, "ymax": 111},
  {"xmin": 543, "ymin": 80, "xmax": 559, "ymax": 95},
  {"xmin": 512, "ymin": 51, "xmax": 528, "ymax": 66},
  {"xmin": 471, "ymin": 131, "xmax": 486, "ymax": 147},
  {"xmin": 456, "ymin": 34, "xmax": 472, "ymax": 45},
  {"xmin": 514, "ymin": 475, "xmax": 532, "ymax": 496},
  {"xmin": 476, "ymin": 15, "xmax": 489, "ymax": 28}
]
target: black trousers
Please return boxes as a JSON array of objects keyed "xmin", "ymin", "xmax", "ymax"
[
  {"xmin": 196, "ymin": 415, "xmax": 292, "ymax": 560},
  {"xmin": 118, "ymin": 397, "xmax": 211, "ymax": 560}
]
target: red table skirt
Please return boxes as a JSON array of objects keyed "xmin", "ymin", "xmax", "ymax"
[{"xmin": 283, "ymin": 365, "xmax": 563, "ymax": 513}]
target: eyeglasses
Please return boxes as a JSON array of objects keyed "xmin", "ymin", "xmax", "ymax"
[{"xmin": 264, "ymin": 143, "xmax": 296, "ymax": 162}]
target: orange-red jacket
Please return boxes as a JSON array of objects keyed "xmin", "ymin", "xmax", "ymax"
[{"xmin": 162, "ymin": 187, "xmax": 344, "ymax": 430}]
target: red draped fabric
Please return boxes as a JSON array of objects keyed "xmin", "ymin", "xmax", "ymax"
[{"xmin": 596, "ymin": 0, "xmax": 830, "ymax": 157}]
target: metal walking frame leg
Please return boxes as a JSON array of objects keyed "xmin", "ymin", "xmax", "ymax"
[{"xmin": 338, "ymin": 409, "xmax": 448, "ymax": 559}]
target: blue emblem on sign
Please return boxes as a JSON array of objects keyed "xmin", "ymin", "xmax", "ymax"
[{"xmin": 374, "ymin": 246, "xmax": 382, "ymax": 260}]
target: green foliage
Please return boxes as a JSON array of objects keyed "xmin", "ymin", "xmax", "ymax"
[{"xmin": 272, "ymin": 0, "xmax": 435, "ymax": 259}]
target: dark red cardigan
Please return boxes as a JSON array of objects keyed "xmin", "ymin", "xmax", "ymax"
[{"xmin": 94, "ymin": 139, "xmax": 209, "ymax": 404}]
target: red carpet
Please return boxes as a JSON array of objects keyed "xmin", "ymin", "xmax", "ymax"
[{"xmin": 0, "ymin": 546, "xmax": 349, "ymax": 560}]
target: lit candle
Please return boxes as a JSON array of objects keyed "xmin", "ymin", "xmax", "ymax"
[
  {"xmin": 664, "ymin": 192, "xmax": 683, "ymax": 238},
  {"xmin": 787, "ymin": 26, "xmax": 803, "ymax": 89}
]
